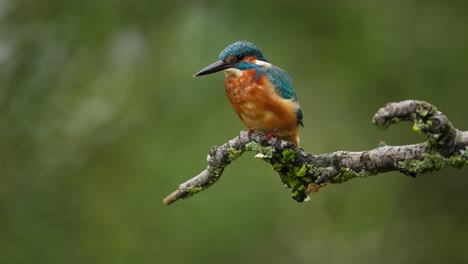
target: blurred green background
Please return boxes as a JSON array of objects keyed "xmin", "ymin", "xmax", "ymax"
[{"xmin": 1, "ymin": 0, "xmax": 468, "ymax": 263}]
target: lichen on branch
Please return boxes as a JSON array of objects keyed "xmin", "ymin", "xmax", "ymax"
[{"xmin": 163, "ymin": 100, "xmax": 468, "ymax": 205}]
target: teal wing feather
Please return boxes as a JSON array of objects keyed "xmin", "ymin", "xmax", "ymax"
[{"xmin": 257, "ymin": 66, "xmax": 304, "ymax": 127}]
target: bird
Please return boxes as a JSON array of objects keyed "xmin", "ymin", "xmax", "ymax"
[{"xmin": 194, "ymin": 41, "xmax": 303, "ymax": 146}]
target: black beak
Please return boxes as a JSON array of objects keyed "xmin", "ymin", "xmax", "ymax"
[{"xmin": 193, "ymin": 60, "xmax": 233, "ymax": 77}]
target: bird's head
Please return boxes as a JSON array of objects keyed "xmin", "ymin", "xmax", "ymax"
[{"xmin": 194, "ymin": 41, "xmax": 270, "ymax": 77}]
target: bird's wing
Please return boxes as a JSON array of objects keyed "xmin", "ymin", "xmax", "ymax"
[
  {"xmin": 263, "ymin": 66, "xmax": 297, "ymax": 100},
  {"xmin": 260, "ymin": 66, "xmax": 304, "ymax": 127}
]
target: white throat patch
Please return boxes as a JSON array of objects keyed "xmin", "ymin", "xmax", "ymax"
[
  {"xmin": 223, "ymin": 68, "xmax": 243, "ymax": 77},
  {"xmin": 223, "ymin": 60, "xmax": 272, "ymax": 77}
]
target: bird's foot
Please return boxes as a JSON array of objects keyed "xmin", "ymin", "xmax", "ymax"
[
  {"xmin": 247, "ymin": 128, "xmax": 256, "ymax": 137},
  {"xmin": 265, "ymin": 131, "xmax": 278, "ymax": 141}
]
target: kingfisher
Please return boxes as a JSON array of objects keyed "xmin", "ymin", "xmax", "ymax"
[{"xmin": 194, "ymin": 41, "xmax": 303, "ymax": 146}]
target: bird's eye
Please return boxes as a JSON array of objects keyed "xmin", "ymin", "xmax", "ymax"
[{"xmin": 227, "ymin": 55, "xmax": 243, "ymax": 63}]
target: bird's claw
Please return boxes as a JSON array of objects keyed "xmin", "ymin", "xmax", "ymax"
[{"xmin": 265, "ymin": 132, "xmax": 278, "ymax": 141}]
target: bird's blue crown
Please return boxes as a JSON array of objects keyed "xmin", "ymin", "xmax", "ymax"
[{"xmin": 219, "ymin": 41, "xmax": 268, "ymax": 62}]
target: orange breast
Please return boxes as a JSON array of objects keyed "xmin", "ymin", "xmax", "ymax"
[{"xmin": 225, "ymin": 69, "xmax": 300, "ymax": 145}]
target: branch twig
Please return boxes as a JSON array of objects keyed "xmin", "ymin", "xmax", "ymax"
[{"xmin": 163, "ymin": 100, "xmax": 468, "ymax": 205}]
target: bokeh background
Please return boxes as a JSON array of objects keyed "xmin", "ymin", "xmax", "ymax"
[{"xmin": 1, "ymin": 0, "xmax": 468, "ymax": 263}]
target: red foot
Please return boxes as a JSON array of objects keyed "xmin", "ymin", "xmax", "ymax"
[
  {"xmin": 265, "ymin": 132, "xmax": 278, "ymax": 141},
  {"xmin": 247, "ymin": 128, "xmax": 255, "ymax": 136}
]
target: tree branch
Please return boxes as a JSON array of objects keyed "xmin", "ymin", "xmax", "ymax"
[{"xmin": 163, "ymin": 100, "xmax": 468, "ymax": 205}]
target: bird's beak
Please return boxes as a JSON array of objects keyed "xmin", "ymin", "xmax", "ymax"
[{"xmin": 193, "ymin": 60, "xmax": 233, "ymax": 77}]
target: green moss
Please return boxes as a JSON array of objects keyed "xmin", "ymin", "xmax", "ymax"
[
  {"xmin": 330, "ymin": 168, "xmax": 375, "ymax": 184},
  {"xmin": 463, "ymin": 147, "xmax": 468, "ymax": 158},
  {"xmin": 245, "ymin": 142, "xmax": 275, "ymax": 158},
  {"xmin": 398, "ymin": 152, "xmax": 468, "ymax": 176},
  {"xmin": 274, "ymin": 149, "xmax": 331, "ymax": 201},
  {"xmin": 391, "ymin": 117, "xmax": 400, "ymax": 123},
  {"xmin": 227, "ymin": 147, "xmax": 242, "ymax": 160},
  {"xmin": 449, "ymin": 156, "xmax": 467, "ymax": 169},
  {"xmin": 271, "ymin": 149, "xmax": 311, "ymax": 201},
  {"xmin": 415, "ymin": 104, "xmax": 435, "ymax": 117},
  {"xmin": 417, "ymin": 108, "xmax": 429, "ymax": 117},
  {"xmin": 272, "ymin": 162, "xmax": 283, "ymax": 172},
  {"xmin": 296, "ymin": 164, "xmax": 308, "ymax": 177},
  {"xmin": 309, "ymin": 166, "xmax": 326, "ymax": 176},
  {"xmin": 377, "ymin": 117, "xmax": 401, "ymax": 130},
  {"xmin": 449, "ymin": 148, "xmax": 468, "ymax": 169},
  {"xmin": 278, "ymin": 168, "xmax": 297, "ymax": 188},
  {"xmin": 207, "ymin": 168, "xmax": 224, "ymax": 185},
  {"xmin": 185, "ymin": 186, "xmax": 203, "ymax": 195},
  {"xmin": 275, "ymin": 153, "xmax": 378, "ymax": 201},
  {"xmin": 332, "ymin": 168, "xmax": 355, "ymax": 183},
  {"xmin": 281, "ymin": 149, "xmax": 296, "ymax": 162},
  {"xmin": 291, "ymin": 184, "xmax": 306, "ymax": 199}
]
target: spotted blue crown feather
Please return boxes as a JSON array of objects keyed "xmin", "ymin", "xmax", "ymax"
[
  {"xmin": 219, "ymin": 41, "xmax": 268, "ymax": 62},
  {"xmin": 219, "ymin": 41, "xmax": 304, "ymax": 127}
]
